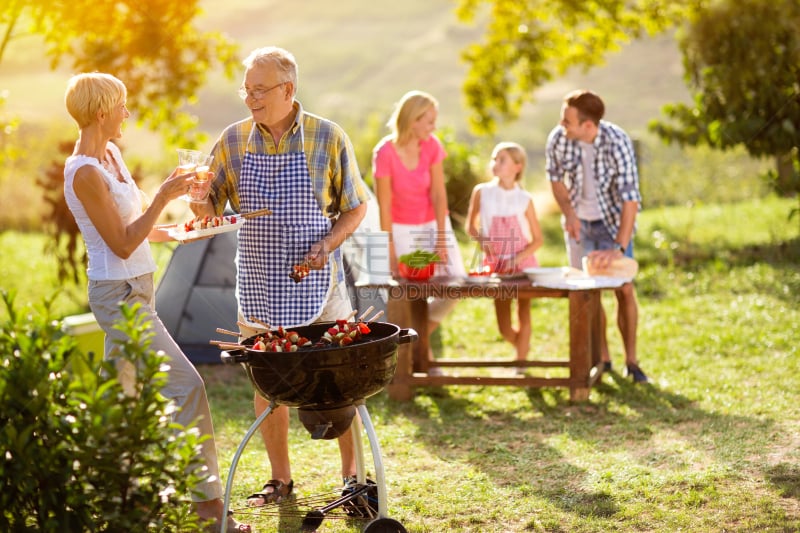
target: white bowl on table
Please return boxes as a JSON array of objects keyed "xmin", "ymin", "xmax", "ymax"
[{"xmin": 523, "ymin": 266, "xmax": 571, "ymax": 285}]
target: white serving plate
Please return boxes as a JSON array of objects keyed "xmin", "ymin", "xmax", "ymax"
[{"xmin": 168, "ymin": 217, "xmax": 244, "ymax": 240}]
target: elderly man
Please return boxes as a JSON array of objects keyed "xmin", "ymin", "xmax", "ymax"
[
  {"xmin": 546, "ymin": 89, "xmax": 649, "ymax": 383},
  {"xmin": 192, "ymin": 46, "xmax": 369, "ymax": 504}
]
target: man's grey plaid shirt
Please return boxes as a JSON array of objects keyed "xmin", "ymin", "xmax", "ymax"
[{"xmin": 545, "ymin": 120, "xmax": 642, "ymax": 239}]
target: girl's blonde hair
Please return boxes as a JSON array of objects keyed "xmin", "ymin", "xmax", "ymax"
[
  {"xmin": 492, "ymin": 141, "xmax": 527, "ymax": 182},
  {"xmin": 64, "ymin": 72, "xmax": 127, "ymax": 128},
  {"xmin": 388, "ymin": 90, "xmax": 438, "ymax": 145}
]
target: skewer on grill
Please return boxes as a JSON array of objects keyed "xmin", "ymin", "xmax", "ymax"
[
  {"xmin": 216, "ymin": 327, "xmax": 241, "ymax": 338},
  {"xmin": 209, "ymin": 340, "xmax": 247, "ymax": 350},
  {"xmin": 344, "ymin": 309, "xmax": 358, "ymax": 321},
  {"xmin": 357, "ymin": 306, "xmax": 375, "ymax": 321},
  {"xmin": 366, "ymin": 310, "xmax": 384, "ymax": 322},
  {"xmin": 236, "ymin": 320, "xmax": 254, "ymax": 331}
]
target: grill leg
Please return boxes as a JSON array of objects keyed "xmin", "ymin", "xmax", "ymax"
[
  {"xmin": 355, "ymin": 402, "xmax": 388, "ymax": 518},
  {"xmin": 351, "ymin": 408, "xmax": 367, "ymax": 484},
  {"xmin": 221, "ymin": 401, "xmax": 276, "ymax": 533}
]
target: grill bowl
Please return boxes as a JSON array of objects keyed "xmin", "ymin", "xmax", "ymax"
[{"xmin": 221, "ymin": 322, "xmax": 416, "ymax": 409}]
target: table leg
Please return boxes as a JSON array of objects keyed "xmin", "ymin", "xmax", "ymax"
[
  {"xmin": 385, "ymin": 296, "xmax": 413, "ymax": 401},
  {"xmin": 568, "ymin": 290, "xmax": 599, "ymax": 402},
  {"xmin": 589, "ymin": 290, "xmax": 603, "ymax": 368},
  {"xmin": 408, "ymin": 298, "xmax": 430, "ymax": 373}
]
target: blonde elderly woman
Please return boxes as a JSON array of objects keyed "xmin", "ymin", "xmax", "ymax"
[
  {"xmin": 63, "ymin": 72, "xmax": 251, "ymax": 533},
  {"xmin": 372, "ymin": 90, "xmax": 466, "ymax": 372}
]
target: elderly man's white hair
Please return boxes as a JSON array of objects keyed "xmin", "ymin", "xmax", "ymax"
[{"xmin": 243, "ymin": 46, "xmax": 298, "ymax": 97}]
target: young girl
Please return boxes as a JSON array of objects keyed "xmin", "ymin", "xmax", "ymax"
[{"xmin": 466, "ymin": 142, "xmax": 543, "ymax": 370}]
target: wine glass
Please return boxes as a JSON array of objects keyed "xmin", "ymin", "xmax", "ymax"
[
  {"xmin": 177, "ymin": 148, "xmax": 201, "ymax": 175},
  {"xmin": 188, "ymin": 154, "xmax": 214, "ymax": 203},
  {"xmin": 175, "ymin": 149, "xmax": 212, "ymax": 203}
]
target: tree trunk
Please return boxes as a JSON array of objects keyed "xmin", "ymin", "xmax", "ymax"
[{"xmin": 775, "ymin": 151, "xmax": 798, "ymax": 197}]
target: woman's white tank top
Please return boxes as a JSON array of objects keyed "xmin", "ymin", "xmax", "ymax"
[{"xmin": 63, "ymin": 142, "xmax": 156, "ymax": 281}]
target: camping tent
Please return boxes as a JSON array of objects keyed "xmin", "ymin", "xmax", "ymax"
[{"xmin": 155, "ymin": 196, "xmax": 387, "ymax": 364}]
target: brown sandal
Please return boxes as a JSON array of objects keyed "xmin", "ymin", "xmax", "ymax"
[{"xmin": 246, "ymin": 479, "xmax": 294, "ymax": 507}]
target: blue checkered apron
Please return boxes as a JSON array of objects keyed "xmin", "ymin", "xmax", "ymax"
[{"xmin": 235, "ymin": 122, "xmax": 335, "ymax": 327}]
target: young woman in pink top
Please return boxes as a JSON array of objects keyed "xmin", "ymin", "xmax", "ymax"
[
  {"xmin": 372, "ymin": 91, "xmax": 465, "ymax": 363},
  {"xmin": 466, "ymin": 142, "xmax": 543, "ymax": 371}
]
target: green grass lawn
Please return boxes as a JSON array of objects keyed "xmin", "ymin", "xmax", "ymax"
[
  {"xmin": 3, "ymin": 195, "xmax": 799, "ymax": 531},
  {"xmin": 201, "ymin": 196, "xmax": 799, "ymax": 532},
  {"xmin": 3, "ymin": 3, "xmax": 796, "ymax": 528}
]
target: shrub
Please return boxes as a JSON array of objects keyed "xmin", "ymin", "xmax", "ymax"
[
  {"xmin": 345, "ymin": 111, "xmax": 387, "ymax": 189},
  {"xmin": 0, "ymin": 292, "xmax": 206, "ymax": 532},
  {"xmin": 440, "ymin": 127, "xmax": 486, "ymax": 230}
]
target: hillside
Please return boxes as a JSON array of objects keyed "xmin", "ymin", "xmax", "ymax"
[
  {"xmin": 2, "ymin": 0, "xmax": 689, "ymax": 157},
  {"xmin": 190, "ymin": 0, "xmax": 692, "ymax": 152}
]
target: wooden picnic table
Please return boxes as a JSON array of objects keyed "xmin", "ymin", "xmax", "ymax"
[{"xmin": 359, "ymin": 276, "xmax": 625, "ymax": 402}]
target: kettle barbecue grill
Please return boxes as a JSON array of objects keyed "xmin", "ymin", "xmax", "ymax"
[{"xmin": 218, "ymin": 320, "xmax": 416, "ymax": 532}]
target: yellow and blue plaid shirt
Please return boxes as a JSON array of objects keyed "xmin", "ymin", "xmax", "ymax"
[{"xmin": 209, "ymin": 101, "xmax": 368, "ymax": 219}]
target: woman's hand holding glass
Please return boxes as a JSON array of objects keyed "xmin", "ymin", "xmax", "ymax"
[
  {"xmin": 159, "ymin": 168, "xmax": 195, "ymax": 203},
  {"xmin": 176, "ymin": 149, "xmax": 214, "ymax": 203}
]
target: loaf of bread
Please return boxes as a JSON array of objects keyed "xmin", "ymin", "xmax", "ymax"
[{"xmin": 582, "ymin": 256, "xmax": 639, "ymax": 278}]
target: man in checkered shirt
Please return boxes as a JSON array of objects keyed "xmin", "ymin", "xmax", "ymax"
[
  {"xmin": 546, "ymin": 89, "xmax": 649, "ymax": 383},
  {"xmin": 191, "ymin": 46, "xmax": 369, "ymax": 506}
]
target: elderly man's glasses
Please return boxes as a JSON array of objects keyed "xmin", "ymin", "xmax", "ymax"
[{"xmin": 238, "ymin": 81, "xmax": 285, "ymax": 100}]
